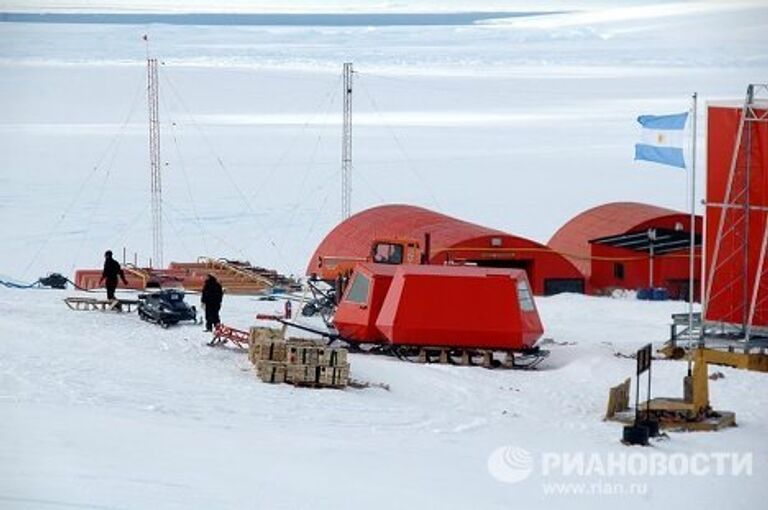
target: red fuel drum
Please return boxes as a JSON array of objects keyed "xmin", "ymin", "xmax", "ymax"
[{"xmin": 334, "ymin": 263, "xmax": 544, "ymax": 350}]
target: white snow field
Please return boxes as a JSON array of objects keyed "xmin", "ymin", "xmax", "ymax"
[
  {"xmin": 1, "ymin": 2, "xmax": 768, "ymax": 509},
  {"xmin": 0, "ymin": 288, "xmax": 766, "ymax": 509}
]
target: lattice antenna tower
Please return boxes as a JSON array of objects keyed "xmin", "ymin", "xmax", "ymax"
[
  {"xmin": 147, "ymin": 56, "xmax": 163, "ymax": 268},
  {"xmin": 341, "ymin": 62, "xmax": 354, "ymax": 220}
]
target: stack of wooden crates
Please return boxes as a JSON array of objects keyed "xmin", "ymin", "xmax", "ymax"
[{"xmin": 248, "ymin": 327, "xmax": 350, "ymax": 388}]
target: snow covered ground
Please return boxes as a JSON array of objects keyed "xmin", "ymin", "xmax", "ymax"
[
  {"xmin": 0, "ymin": 288, "xmax": 765, "ymax": 509},
  {"xmin": 1, "ymin": 2, "xmax": 768, "ymax": 508}
]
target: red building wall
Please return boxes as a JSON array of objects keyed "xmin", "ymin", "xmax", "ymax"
[
  {"xmin": 590, "ymin": 244, "xmax": 701, "ymax": 300},
  {"xmin": 705, "ymin": 104, "xmax": 768, "ymax": 327}
]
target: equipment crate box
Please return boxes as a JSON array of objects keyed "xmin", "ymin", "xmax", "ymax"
[
  {"xmin": 249, "ymin": 326, "xmax": 284, "ymax": 343},
  {"xmin": 318, "ymin": 347, "xmax": 347, "ymax": 367},
  {"xmin": 287, "ymin": 364, "xmax": 320, "ymax": 385},
  {"xmin": 256, "ymin": 361, "xmax": 287, "ymax": 384},
  {"xmin": 318, "ymin": 364, "xmax": 350, "ymax": 387},
  {"xmin": 251, "ymin": 340, "xmax": 287, "ymax": 364},
  {"xmin": 286, "ymin": 344, "xmax": 320, "ymax": 365}
]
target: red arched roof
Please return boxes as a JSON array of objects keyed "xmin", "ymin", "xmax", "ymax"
[
  {"xmin": 547, "ymin": 201, "xmax": 701, "ymax": 277},
  {"xmin": 309, "ymin": 204, "xmax": 585, "ymax": 295},
  {"xmin": 308, "ymin": 204, "xmax": 505, "ymax": 273}
]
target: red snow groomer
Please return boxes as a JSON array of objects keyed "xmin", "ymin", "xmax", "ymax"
[{"xmin": 331, "ymin": 263, "xmax": 546, "ymax": 368}]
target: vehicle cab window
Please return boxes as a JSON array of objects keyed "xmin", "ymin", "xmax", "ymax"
[
  {"xmin": 372, "ymin": 242, "xmax": 404, "ymax": 264},
  {"xmin": 516, "ymin": 278, "xmax": 535, "ymax": 312},
  {"xmin": 345, "ymin": 273, "xmax": 371, "ymax": 304}
]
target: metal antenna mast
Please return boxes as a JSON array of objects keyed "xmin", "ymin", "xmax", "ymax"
[
  {"xmin": 341, "ymin": 62, "xmax": 354, "ymax": 220},
  {"xmin": 147, "ymin": 57, "xmax": 163, "ymax": 268}
]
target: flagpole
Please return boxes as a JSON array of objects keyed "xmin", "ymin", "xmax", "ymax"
[{"xmin": 689, "ymin": 92, "xmax": 698, "ymax": 344}]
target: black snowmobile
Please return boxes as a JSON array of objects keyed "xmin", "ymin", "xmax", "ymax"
[{"xmin": 137, "ymin": 289, "xmax": 198, "ymax": 328}]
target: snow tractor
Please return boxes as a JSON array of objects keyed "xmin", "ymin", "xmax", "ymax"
[
  {"xmin": 138, "ymin": 289, "xmax": 198, "ymax": 328},
  {"xmin": 314, "ymin": 238, "xmax": 423, "ymax": 282},
  {"xmin": 302, "ymin": 237, "xmax": 423, "ymax": 321},
  {"xmin": 269, "ymin": 263, "xmax": 547, "ymax": 368}
]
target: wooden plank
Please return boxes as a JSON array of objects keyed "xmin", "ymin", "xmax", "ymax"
[{"xmin": 604, "ymin": 378, "xmax": 631, "ymax": 420}]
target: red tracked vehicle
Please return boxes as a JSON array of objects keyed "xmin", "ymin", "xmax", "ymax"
[{"xmin": 332, "ymin": 263, "xmax": 545, "ymax": 366}]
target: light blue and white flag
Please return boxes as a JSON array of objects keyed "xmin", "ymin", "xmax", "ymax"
[{"xmin": 634, "ymin": 112, "xmax": 688, "ymax": 169}]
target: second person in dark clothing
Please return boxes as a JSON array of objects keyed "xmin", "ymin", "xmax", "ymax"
[
  {"xmin": 201, "ymin": 274, "xmax": 223, "ymax": 332},
  {"xmin": 99, "ymin": 250, "xmax": 128, "ymax": 301}
]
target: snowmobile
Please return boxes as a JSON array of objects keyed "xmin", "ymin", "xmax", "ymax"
[{"xmin": 137, "ymin": 289, "xmax": 197, "ymax": 328}]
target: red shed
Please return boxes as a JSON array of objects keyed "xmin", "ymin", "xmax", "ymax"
[
  {"xmin": 548, "ymin": 202, "xmax": 702, "ymax": 299},
  {"xmin": 375, "ymin": 265, "xmax": 543, "ymax": 350},
  {"xmin": 704, "ymin": 98, "xmax": 768, "ymax": 332},
  {"xmin": 309, "ymin": 204, "xmax": 584, "ymax": 296}
]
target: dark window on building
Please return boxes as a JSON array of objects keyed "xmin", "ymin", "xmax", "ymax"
[{"xmin": 614, "ymin": 263, "xmax": 625, "ymax": 280}]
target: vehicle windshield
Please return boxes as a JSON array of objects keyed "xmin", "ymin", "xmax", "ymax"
[{"xmin": 345, "ymin": 273, "xmax": 370, "ymax": 304}]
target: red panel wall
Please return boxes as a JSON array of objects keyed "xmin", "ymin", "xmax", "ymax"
[
  {"xmin": 705, "ymin": 105, "xmax": 768, "ymax": 327},
  {"xmin": 590, "ymin": 244, "xmax": 701, "ymax": 300},
  {"xmin": 430, "ymin": 235, "xmax": 584, "ymax": 296},
  {"xmin": 375, "ymin": 265, "xmax": 543, "ymax": 350}
]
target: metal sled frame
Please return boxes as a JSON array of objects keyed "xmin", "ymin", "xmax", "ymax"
[{"xmin": 64, "ymin": 297, "xmax": 139, "ymax": 313}]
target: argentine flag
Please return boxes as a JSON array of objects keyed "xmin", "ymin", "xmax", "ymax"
[{"xmin": 634, "ymin": 112, "xmax": 688, "ymax": 169}]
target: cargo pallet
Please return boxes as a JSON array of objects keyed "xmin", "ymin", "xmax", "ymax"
[{"xmin": 248, "ymin": 327, "xmax": 351, "ymax": 388}]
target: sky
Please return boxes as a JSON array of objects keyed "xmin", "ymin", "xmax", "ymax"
[
  {"xmin": 2, "ymin": 0, "xmax": 757, "ymax": 14},
  {"xmin": 0, "ymin": 0, "xmax": 766, "ymax": 277}
]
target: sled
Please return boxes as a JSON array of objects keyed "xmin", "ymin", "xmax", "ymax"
[
  {"xmin": 208, "ymin": 323, "xmax": 250, "ymax": 350},
  {"xmin": 64, "ymin": 297, "xmax": 139, "ymax": 313}
]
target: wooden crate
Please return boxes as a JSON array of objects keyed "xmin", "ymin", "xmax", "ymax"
[
  {"xmin": 286, "ymin": 337, "xmax": 317, "ymax": 346},
  {"xmin": 286, "ymin": 364, "xmax": 320, "ymax": 385},
  {"xmin": 256, "ymin": 361, "xmax": 287, "ymax": 384},
  {"xmin": 249, "ymin": 326, "xmax": 284, "ymax": 343},
  {"xmin": 286, "ymin": 345, "xmax": 320, "ymax": 365},
  {"xmin": 604, "ymin": 378, "xmax": 631, "ymax": 420},
  {"xmin": 248, "ymin": 338, "xmax": 260, "ymax": 365},
  {"xmin": 318, "ymin": 364, "xmax": 350, "ymax": 387},
  {"xmin": 317, "ymin": 347, "xmax": 348, "ymax": 367},
  {"xmin": 251, "ymin": 340, "xmax": 287, "ymax": 364}
]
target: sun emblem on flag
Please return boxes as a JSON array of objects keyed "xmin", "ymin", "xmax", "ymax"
[{"xmin": 656, "ymin": 132, "xmax": 667, "ymax": 144}]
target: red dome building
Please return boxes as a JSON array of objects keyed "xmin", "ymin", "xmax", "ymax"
[
  {"xmin": 548, "ymin": 202, "xmax": 702, "ymax": 299},
  {"xmin": 308, "ymin": 204, "xmax": 584, "ymax": 296}
]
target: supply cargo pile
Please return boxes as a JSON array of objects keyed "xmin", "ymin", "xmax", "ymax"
[{"xmin": 249, "ymin": 327, "xmax": 350, "ymax": 388}]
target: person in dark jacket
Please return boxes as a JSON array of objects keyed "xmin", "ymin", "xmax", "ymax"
[
  {"xmin": 201, "ymin": 274, "xmax": 223, "ymax": 332},
  {"xmin": 99, "ymin": 250, "xmax": 128, "ymax": 301}
]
